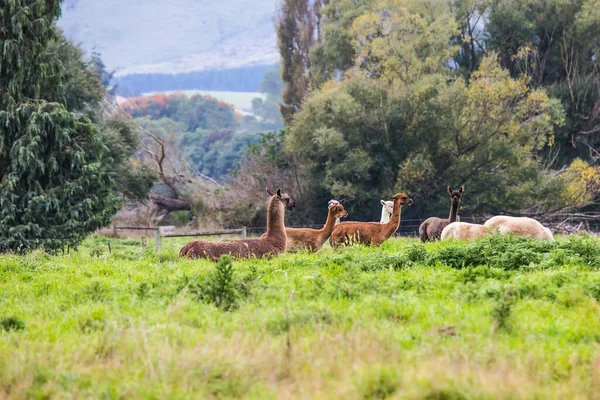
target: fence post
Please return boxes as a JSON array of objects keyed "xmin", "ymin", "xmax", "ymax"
[
  {"xmin": 154, "ymin": 229, "xmax": 162, "ymax": 253},
  {"xmin": 241, "ymin": 226, "xmax": 247, "ymax": 239},
  {"xmin": 112, "ymin": 224, "xmax": 117, "ymax": 237}
]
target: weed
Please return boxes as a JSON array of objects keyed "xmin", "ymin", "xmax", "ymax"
[
  {"xmin": 356, "ymin": 366, "xmax": 401, "ymax": 399},
  {"xmin": 492, "ymin": 288, "xmax": 518, "ymax": 332},
  {"xmin": 0, "ymin": 316, "xmax": 25, "ymax": 331}
]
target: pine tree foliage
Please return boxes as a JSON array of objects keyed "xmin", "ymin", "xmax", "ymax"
[{"xmin": 0, "ymin": 0, "xmax": 121, "ymax": 253}]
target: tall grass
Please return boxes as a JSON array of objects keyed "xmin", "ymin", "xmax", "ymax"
[{"xmin": 0, "ymin": 234, "xmax": 599, "ymax": 398}]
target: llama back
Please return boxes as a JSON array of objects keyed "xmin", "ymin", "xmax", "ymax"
[
  {"xmin": 441, "ymin": 222, "xmax": 488, "ymax": 241},
  {"xmin": 331, "ymin": 221, "xmax": 390, "ymax": 246},
  {"xmin": 181, "ymin": 237, "xmax": 286, "ymax": 261},
  {"xmin": 484, "ymin": 216, "xmax": 554, "ymax": 241}
]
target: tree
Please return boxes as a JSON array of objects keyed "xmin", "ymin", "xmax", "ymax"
[
  {"xmin": 276, "ymin": 0, "xmax": 329, "ymax": 125},
  {"xmin": 49, "ymin": 30, "xmax": 156, "ymax": 202},
  {"xmin": 482, "ymin": 0, "xmax": 600, "ymax": 166},
  {"xmin": 0, "ymin": 0, "xmax": 121, "ymax": 252}
]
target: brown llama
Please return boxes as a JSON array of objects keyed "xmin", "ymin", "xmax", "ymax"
[
  {"xmin": 283, "ymin": 202, "xmax": 348, "ymax": 252},
  {"xmin": 179, "ymin": 188, "xmax": 295, "ymax": 261},
  {"xmin": 330, "ymin": 193, "xmax": 413, "ymax": 247},
  {"xmin": 419, "ymin": 186, "xmax": 464, "ymax": 242}
]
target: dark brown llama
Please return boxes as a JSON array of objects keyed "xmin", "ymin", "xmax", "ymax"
[
  {"xmin": 419, "ymin": 186, "xmax": 464, "ymax": 242},
  {"xmin": 179, "ymin": 188, "xmax": 295, "ymax": 261},
  {"xmin": 330, "ymin": 193, "xmax": 413, "ymax": 247}
]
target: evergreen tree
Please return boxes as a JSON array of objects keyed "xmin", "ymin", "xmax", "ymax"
[{"xmin": 0, "ymin": 0, "xmax": 121, "ymax": 253}]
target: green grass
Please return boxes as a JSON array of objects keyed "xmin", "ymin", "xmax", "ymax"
[
  {"xmin": 1, "ymin": 234, "xmax": 600, "ymax": 398},
  {"xmin": 142, "ymin": 90, "xmax": 264, "ymax": 112}
]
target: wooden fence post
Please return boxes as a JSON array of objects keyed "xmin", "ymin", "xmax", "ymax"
[
  {"xmin": 241, "ymin": 226, "xmax": 247, "ymax": 239},
  {"xmin": 154, "ymin": 229, "xmax": 162, "ymax": 253}
]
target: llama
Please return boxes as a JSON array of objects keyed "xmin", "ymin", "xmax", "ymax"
[
  {"xmin": 419, "ymin": 186, "xmax": 464, "ymax": 242},
  {"xmin": 483, "ymin": 216, "xmax": 554, "ymax": 241},
  {"xmin": 380, "ymin": 200, "xmax": 393, "ymax": 223},
  {"xmin": 179, "ymin": 188, "xmax": 295, "ymax": 261},
  {"xmin": 328, "ymin": 199, "xmax": 344, "ymax": 225},
  {"xmin": 441, "ymin": 222, "xmax": 489, "ymax": 241},
  {"xmin": 282, "ymin": 202, "xmax": 348, "ymax": 252},
  {"xmin": 330, "ymin": 193, "xmax": 413, "ymax": 247},
  {"xmin": 327, "ymin": 199, "xmax": 343, "ymax": 247}
]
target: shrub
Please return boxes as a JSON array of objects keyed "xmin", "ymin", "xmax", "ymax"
[
  {"xmin": 191, "ymin": 256, "xmax": 239, "ymax": 311},
  {"xmin": 0, "ymin": 316, "xmax": 25, "ymax": 332}
]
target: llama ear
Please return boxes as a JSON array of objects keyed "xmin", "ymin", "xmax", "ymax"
[
  {"xmin": 339, "ymin": 198, "xmax": 346, "ymax": 204},
  {"xmin": 447, "ymin": 186, "xmax": 452, "ymax": 195},
  {"xmin": 459, "ymin": 186, "xmax": 464, "ymax": 193},
  {"xmin": 266, "ymin": 188, "xmax": 274, "ymax": 196},
  {"xmin": 381, "ymin": 200, "xmax": 386, "ymax": 206},
  {"xmin": 276, "ymin": 188, "xmax": 282, "ymax": 197}
]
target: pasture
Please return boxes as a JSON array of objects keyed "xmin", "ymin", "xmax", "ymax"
[{"xmin": 1, "ymin": 234, "xmax": 600, "ymax": 399}]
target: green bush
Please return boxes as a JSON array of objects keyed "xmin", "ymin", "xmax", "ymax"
[{"xmin": 190, "ymin": 256, "xmax": 239, "ymax": 311}]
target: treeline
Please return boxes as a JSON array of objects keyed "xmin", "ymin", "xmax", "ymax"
[
  {"xmin": 226, "ymin": 0, "xmax": 600, "ymax": 226},
  {"xmin": 113, "ymin": 65, "xmax": 275, "ymax": 96}
]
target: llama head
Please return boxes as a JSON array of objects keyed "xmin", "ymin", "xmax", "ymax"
[
  {"xmin": 329, "ymin": 203, "xmax": 348, "ymax": 220},
  {"xmin": 389, "ymin": 193, "xmax": 413, "ymax": 206},
  {"xmin": 380, "ymin": 200, "xmax": 394, "ymax": 214},
  {"xmin": 328, "ymin": 199, "xmax": 340, "ymax": 209},
  {"xmin": 447, "ymin": 186, "xmax": 464, "ymax": 206},
  {"xmin": 266, "ymin": 188, "xmax": 296, "ymax": 210}
]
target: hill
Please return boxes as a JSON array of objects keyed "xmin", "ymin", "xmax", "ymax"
[{"xmin": 58, "ymin": 0, "xmax": 279, "ymax": 77}]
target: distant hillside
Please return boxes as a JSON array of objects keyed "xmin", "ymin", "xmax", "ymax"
[
  {"xmin": 113, "ymin": 65, "xmax": 274, "ymax": 96},
  {"xmin": 58, "ymin": 0, "xmax": 279, "ymax": 77}
]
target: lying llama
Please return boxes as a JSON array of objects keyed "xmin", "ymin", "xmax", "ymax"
[
  {"xmin": 483, "ymin": 216, "xmax": 554, "ymax": 241},
  {"xmin": 330, "ymin": 193, "xmax": 413, "ymax": 247},
  {"xmin": 380, "ymin": 200, "xmax": 394, "ymax": 223},
  {"xmin": 268, "ymin": 202, "xmax": 348, "ymax": 252},
  {"xmin": 419, "ymin": 186, "xmax": 464, "ymax": 242},
  {"xmin": 179, "ymin": 188, "xmax": 295, "ymax": 261},
  {"xmin": 441, "ymin": 222, "xmax": 489, "ymax": 241}
]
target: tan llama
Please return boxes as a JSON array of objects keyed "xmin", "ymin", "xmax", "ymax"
[
  {"xmin": 279, "ymin": 202, "xmax": 348, "ymax": 252},
  {"xmin": 441, "ymin": 222, "xmax": 489, "ymax": 241},
  {"xmin": 330, "ymin": 193, "xmax": 413, "ymax": 247},
  {"xmin": 483, "ymin": 216, "xmax": 554, "ymax": 241}
]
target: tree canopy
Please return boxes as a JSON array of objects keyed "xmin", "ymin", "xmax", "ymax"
[{"xmin": 265, "ymin": 0, "xmax": 599, "ymax": 222}]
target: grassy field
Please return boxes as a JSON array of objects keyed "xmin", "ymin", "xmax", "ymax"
[
  {"xmin": 141, "ymin": 90, "xmax": 264, "ymax": 113},
  {"xmin": 1, "ymin": 234, "xmax": 600, "ymax": 399}
]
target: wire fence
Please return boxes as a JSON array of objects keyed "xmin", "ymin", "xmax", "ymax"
[
  {"xmin": 244, "ymin": 217, "xmax": 493, "ymax": 238},
  {"xmin": 110, "ymin": 215, "xmax": 600, "ymax": 252}
]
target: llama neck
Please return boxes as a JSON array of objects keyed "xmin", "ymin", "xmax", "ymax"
[
  {"xmin": 380, "ymin": 207, "xmax": 391, "ymax": 223},
  {"xmin": 318, "ymin": 210, "xmax": 339, "ymax": 240},
  {"xmin": 448, "ymin": 201, "xmax": 459, "ymax": 223},
  {"xmin": 265, "ymin": 196, "xmax": 285, "ymax": 238},
  {"xmin": 384, "ymin": 200, "xmax": 402, "ymax": 236}
]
